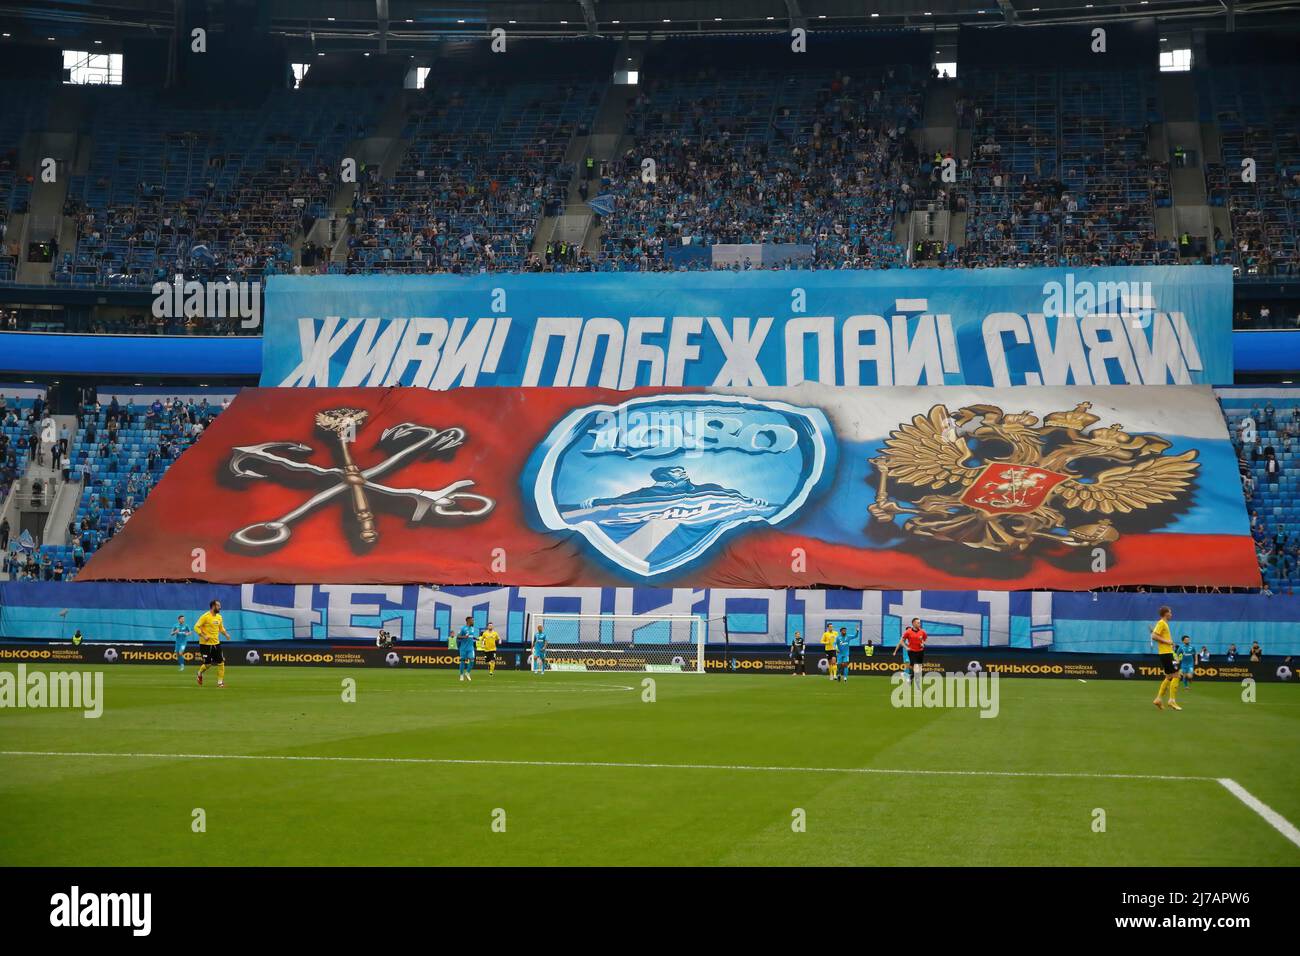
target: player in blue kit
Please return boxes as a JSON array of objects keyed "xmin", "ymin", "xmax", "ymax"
[
  {"xmin": 1178, "ymin": 634, "xmax": 1197, "ymax": 689},
  {"xmin": 531, "ymin": 622, "xmax": 547, "ymax": 674},
  {"xmin": 456, "ymin": 616, "xmax": 478, "ymax": 682},
  {"xmin": 171, "ymin": 614, "xmax": 191, "ymax": 671},
  {"xmin": 892, "ymin": 624, "xmax": 916, "ymax": 683},
  {"xmin": 836, "ymin": 626, "xmax": 854, "ymax": 682}
]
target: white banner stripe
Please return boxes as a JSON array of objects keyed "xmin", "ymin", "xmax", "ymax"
[{"xmin": 713, "ymin": 384, "xmax": 1232, "ymax": 442}]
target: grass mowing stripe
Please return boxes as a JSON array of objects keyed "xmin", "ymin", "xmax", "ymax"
[
  {"xmin": 1217, "ymin": 778, "xmax": 1300, "ymax": 849},
  {"xmin": 0, "ymin": 749, "xmax": 1220, "ymax": 782}
]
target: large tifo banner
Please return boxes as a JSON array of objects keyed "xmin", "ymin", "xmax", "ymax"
[
  {"xmin": 259, "ymin": 266, "xmax": 1233, "ymax": 389},
  {"xmin": 3, "ymin": 584, "xmax": 1300, "ymax": 657},
  {"xmin": 79, "ymin": 383, "xmax": 1257, "ymax": 589}
]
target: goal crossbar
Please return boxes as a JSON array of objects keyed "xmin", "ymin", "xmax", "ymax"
[{"xmin": 528, "ymin": 613, "xmax": 706, "ymax": 674}]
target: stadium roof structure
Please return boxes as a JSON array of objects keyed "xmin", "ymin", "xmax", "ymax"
[{"xmin": 4, "ymin": 0, "xmax": 1300, "ymax": 49}]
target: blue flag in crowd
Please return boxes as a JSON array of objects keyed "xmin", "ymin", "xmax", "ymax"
[{"xmin": 587, "ymin": 194, "xmax": 615, "ymax": 217}]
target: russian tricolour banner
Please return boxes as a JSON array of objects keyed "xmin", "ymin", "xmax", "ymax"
[{"xmin": 81, "ymin": 384, "xmax": 1256, "ymax": 590}]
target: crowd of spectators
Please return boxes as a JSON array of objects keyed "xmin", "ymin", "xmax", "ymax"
[
  {"xmin": 594, "ymin": 66, "xmax": 926, "ymax": 272},
  {"xmin": 45, "ymin": 86, "xmax": 378, "ymax": 289},
  {"xmin": 958, "ymin": 68, "xmax": 1178, "ymax": 269},
  {"xmin": 1, "ymin": 391, "xmax": 231, "ymax": 581},
  {"xmin": 1226, "ymin": 399, "xmax": 1300, "ymax": 593},
  {"xmin": 0, "ymin": 391, "xmax": 43, "ymax": 510},
  {"xmin": 0, "ymin": 305, "xmax": 257, "ymax": 336},
  {"xmin": 1202, "ymin": 65, "xmax": 1300, "ymax": 278},
  {"xmin": 338, "ymin": 79, "xmax": 600, "ymax": 275},
  {"xmin": 0, "ymin": 64, "xmax": 1293, "ymax": 281}
]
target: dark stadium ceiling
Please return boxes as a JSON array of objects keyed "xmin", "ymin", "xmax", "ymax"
[{"xmin": 2, "ymin": 0, "xmax": 1299, "ymax": 48}]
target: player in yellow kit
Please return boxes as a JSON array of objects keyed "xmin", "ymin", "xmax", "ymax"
[
  {"xmin": 194, "ymin": 599, "xmax": 233, "ymax": 688},
  {"xmin": 822, "ymin": 625, "xmax": 838, "ymax": 681},
  {"xmin": 1150, "ymin": 605, "xmax": 1181, "ymax": 711},
  {"xmin": 479, "ymin": 622, "xmax": 501, "ymax": 675}
]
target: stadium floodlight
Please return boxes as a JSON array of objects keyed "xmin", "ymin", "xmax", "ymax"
[{"xmin": 529, "ymin": 613, "xmax": 706, "ymax": 674}]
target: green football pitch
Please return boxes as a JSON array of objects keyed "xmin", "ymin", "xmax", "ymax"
[{"xmin": 2, "ymin": 665, "xmax": 1298, "ymax": 866}]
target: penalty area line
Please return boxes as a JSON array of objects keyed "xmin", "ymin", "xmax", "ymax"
[
  {"xmin": 0, "ymin": 749, "xmax": 1217, "ymax": 783},
  {"xmin": 1217, "ymin": 778, "xmax": 1300, "ymax": 850}
]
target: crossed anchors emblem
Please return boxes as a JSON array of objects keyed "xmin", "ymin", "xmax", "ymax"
[
  {"xmin": 869, "ymin": 402, "xmax": 1199, "ymax": 553},
  {"xmin": 228, "ymin": 407, "xmax": 494, "ymax": 549}
]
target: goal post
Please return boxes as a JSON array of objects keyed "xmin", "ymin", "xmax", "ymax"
[{"xmin": 528, "ymin": 613, "xmax": 706, "ymax": 674}]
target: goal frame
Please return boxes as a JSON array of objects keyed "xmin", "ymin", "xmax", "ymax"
[{"xmin": 526, "ymin": 613, "xmax": 706, "ymax": 674}]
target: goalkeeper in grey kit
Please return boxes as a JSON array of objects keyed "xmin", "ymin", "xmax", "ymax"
[{"xmin": 790, "ymin": 630, "xmax": 807, "ymax": 675}]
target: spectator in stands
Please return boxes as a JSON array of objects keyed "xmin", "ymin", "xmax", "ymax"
[
  {"xmin": 1250, "ymin": 641, "xmax": 1263, "ymax": 662},
  {"xmin": 0, "ymin": 517, "xmax": 7, "ymax": 552},
  {"xmin": 1226, "ymin": 644, "xmax": 1238, "ymax": 662}
]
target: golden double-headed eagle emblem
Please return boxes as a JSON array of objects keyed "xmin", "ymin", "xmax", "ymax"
[{"xmin": 869, "ymin": 402, "xmax": 1199, "ymax": 553}]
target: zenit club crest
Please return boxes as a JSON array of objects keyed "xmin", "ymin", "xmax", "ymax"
[
  {"xmin": 869, "ymin": 402, "xmax": 1199, "ymax": 553},
  {"xmin": 527, "ymin": 395, "xmax": 835, "ymax": 577}
]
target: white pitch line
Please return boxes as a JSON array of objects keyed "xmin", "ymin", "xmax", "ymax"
[
  {"xmin": 1217, "ymin": 778, "xmax": 1300, "ymax": 850},
  {"xmin": 4, "ymin": 751, "xmax": 1295, "ymax": 849},
  {"xmin": 411, "ymin": 683, "xmax": 636, "ymax": 694},
  {"xmin": 0, "ymin": 749, "xmax": 1217, "ymax": 782}
]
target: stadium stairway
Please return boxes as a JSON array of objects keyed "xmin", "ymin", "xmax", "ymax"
[
  {"xmin": 317, "ymin": 91, "xmax": 410, "ymax": 268},
  {"xmin": 536, "ymin": 80, "xmax": 632, "ymax": 259},
  {"xmin": 15, "ymin": 131, "xmax": 74, "ymax": 286},
  {"xmin": 1165, "ymin": 116, "xmax": 1212, "ymax": 256},
  {"xmin": 907, "ymin": 80, "xmax": 962, "ymax": 259},
  {"xmin": 0, "ymin": 414, "xmax": 72, "ymax": 579},
  {"xmin": 40, "ymin": 414, "xmax": 83, "ymax": 549},
  {"xmin": 919, "ymin": 79, "xmax": 958, "ymax": 159},
  {"xmin": 1198, "ymin": 123, "xmax": 1234, "ymax": 247}
]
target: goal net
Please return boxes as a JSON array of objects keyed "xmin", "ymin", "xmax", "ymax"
[{"xmin": 529, "ymin": 614, "xmax": 706, "ymax": 674}]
